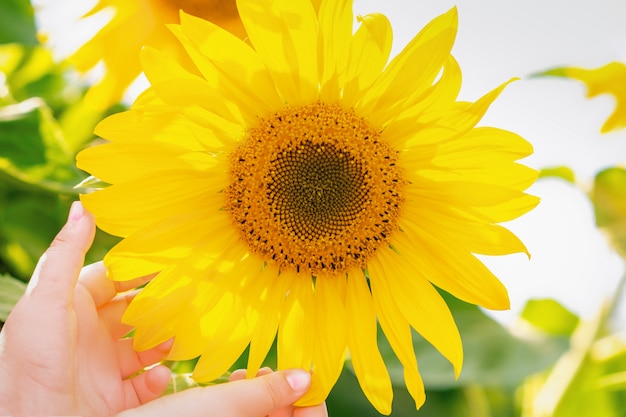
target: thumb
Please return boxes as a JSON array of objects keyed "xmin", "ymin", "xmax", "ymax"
[
  {"xmin": 116, "ymin": 369, "xmax": 312, "ymax": 417},
  {"xmin": 25, "ymin": 201, "xmax": 96, "ymax": 306}
]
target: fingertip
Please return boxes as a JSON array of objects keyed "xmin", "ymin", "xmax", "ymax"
[
  {"xmin": 54, "ymin": 200, "xmax": 96, "ymax": 252},
  {"xmin": 68, "ymin": 200, "xmax": 85, "ymax": 222},
  {"xmin": 284, "ymin": 369, "xmax": 312, "ymax": 394},
  {"xmin": 229, "ymin": 369, "xmax": 247, "ymax": 382},
  {"xmin": 144, "ymin": 365, "xmax": 172, "ymax": 398},
  {"xmin": 26, "ymin": 201, "xmax": 96, "ymax": 300},
  {"xmin": 125, "ymin": 365, "xmax": 171, "ymax": 408},
  {"xmin": 258, "ymin": 366, "xmax": 273, "ymax": 375}
]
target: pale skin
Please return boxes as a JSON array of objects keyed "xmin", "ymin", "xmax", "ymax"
[{"xmin": 0, "ymin": 202, "xmax": 328, "ymax": 417}]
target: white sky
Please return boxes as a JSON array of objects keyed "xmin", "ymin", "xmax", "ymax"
[{"xmin": 35, "ymin": 0, "xmax": 626, "ymax": 325}]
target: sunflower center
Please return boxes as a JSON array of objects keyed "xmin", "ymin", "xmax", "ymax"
[
  {"xmin": 225, "ymin": 102, "xmax": 405, "ymax": 275},
  {"xmin": 268, "ymin": 140, "xmax": 368, "ymax": 240}
]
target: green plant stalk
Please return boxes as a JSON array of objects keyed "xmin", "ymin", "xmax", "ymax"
[{"xmin": 522, "ymin": 265, "xmax": 626, "ymax": 417}]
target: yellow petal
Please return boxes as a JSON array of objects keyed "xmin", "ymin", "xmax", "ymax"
[
  {"xmin": 125, "ymin": 268, "xmax": 196, "ymax": 331},
  {"xmin": 173, "ymin": 269, "xmax": 253, "ymax": 372},
  {"xmin": 140, "ymin": 45, "xmax": 197, "ymax": 86},
  {"xmin": 236, "ymin": 0, "xmax": 318, "ymax": 103},
  {"xmin": 92, "ymin": 108, "xmax": 231, "ymax": 151},
  {"xmin": 381, "ymin": 55, "xmax": 462, "ymax": 144},
  {"xmin": 247, "ymin": 263, "xmax": 285, "ymax": 378},
  {"xmin": 149, "ymin": 76, "xmax": 246, "ymax": 126},
  {"xmin": 369, "ymin": 264, "xmax": 426, "ymax": 409},
  {"xmin": 318, "ymin": 0, "xmax": 353, "ymax": 100},
  {"xmin": 176, "ymin": 12, "xmax": 282, "ymax": 115},
  {"xmin": 394, "ymin": 78, "xmax": 515, "ymax": 149},
  {"xmin": 357, "ymin": 7, "xmax": 458, "ymax": 125},
  {"xmin": 278, "ymin": 273, "xmax": 314, "ymax": 370},
  {"xmin": 133, "ymin": 321, "xmax": 176, "ymax": 351},
  {"xmin": 391, "ymin": 223, "xmax": 510, "ymax": 310},
  {"xmin": 192, "ymin": 294, "xmax": 253, "ymax": 381},
  {"xmin": 342, "ymin": 13, "xmax": 393, "ymax": 107},
  {"xmin": 346, "ymin": 272, "xmax": 393, "ymax": 415},
  {"xmin": 166, "ymin": 241, "xmax": 258, "ymax": 361},
  {"xmin": 80, "ymin": 169, "xmax": 226, "ymax": 237},
  {"xmin": 371, "ymin": 248, "xmax": 463, "ymax": 377},
  {"xmin": 296, "ymin": 275, "xmax": 348, "ymax": 406},
  {"xmin": 76, "ymin": 142, "xmax": 214, "ymax": 184},
  {"xmin": 104, "ymin": 212, "xmax": 233, "ymax": 280},
  {"xmin": 476, "ymin": 193, "xmax": 540, "ymax": 223}
]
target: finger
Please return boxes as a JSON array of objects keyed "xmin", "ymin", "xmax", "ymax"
[
  {"xmin": 229, "ymin": 369, "xmax": 247, "ymax": 382},
  {"xmin": 229, "ymin": 367, "xmax": 273, "ymax": 382},
  {"xmin": 123, "ymin": 364, "xmax": 172, "ymax": 406},
  {"xmin": 294, "ymin": 403, "xmax": 329, "ymax": 417},
  {"xmin": 78, "ymin": 261, "xmax": 155, "ymax": 308},
  {"xmin": 26, "ymin": 201, "xmax": 95, "ymax": 307},
  {"xmin": 118, "ymin": 338, "xmax": 173, "ymax": 379},
  {"xmin": 116, "ymin": 369, "xmax": 312, "ymax": 417},
  {"xmin": 230, "ymin": 367, "xmax": 293, "ymax": 417},
  {"xmin": 99, "ymin": 291, "xmax": 137, "ymax": 339}
]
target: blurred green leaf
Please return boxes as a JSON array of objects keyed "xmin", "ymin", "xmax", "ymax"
[
  {"xmin": 592, "ymin": 167, "xmax": 626, "ymax": 256},
  {"xmin": 522, "ymin": 298, "xmax": 580, "ymax": 336},
  {"xmin": 0, "ymin": 0, "xmax": 38, "ymax": 46},
  {"xmin": 6, "ymin": 47, "xmax": 66, "ymax": 104},
  {"xmin": 0, "ymin": 98, "xmax": 85, "ymax": 193},
  {"xmin": 596, "ymin": 371, "xmax": 626, "ymax": 391},
  {"xmin": 85, "ymin": 228, "xmax": 121, "ymax": 266},
  {"xmin": 520, "ymin": 289, "xmax": 626, "ymax": 417},
  {"xmin": 59, "ymin": 101, "xmax": 108, "ymax": 153},
  {"xmin": 0, "ymin": 194, "xmax": 62, "ymax": 278},
  {"xmin": 0, "ymin": 273, "xmax": 26, "ymax": 321},
  {"xmin": 531, "ymin": 346, "xmax": 626, "ymax": 417},
  {"xmin": 327, "ymin": 366, "xmax": 419, "ymax": 417},
  {"xmin": 328, "ymin": 366, "xmax": 517, "ymax": 417},
  {"xmin": 375, "ymin": 292, "xmax": 567, "ymax": 391},
  {"xmin": 538, "ymin": 166, "xmax": 576, "ymax": 183},
  {"xmin": 0, "ymin": 44, "xmax": 90, "ymax": 124}
]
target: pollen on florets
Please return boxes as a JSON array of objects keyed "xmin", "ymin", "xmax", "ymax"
[{"xmin": 225, "ymin": 101, "xmax": 406, "ymax": 275}]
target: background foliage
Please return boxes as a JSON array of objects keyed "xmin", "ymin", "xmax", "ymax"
[{"xmin": 0, "ymin": 0, "xmax": 625, "ymax": 415}]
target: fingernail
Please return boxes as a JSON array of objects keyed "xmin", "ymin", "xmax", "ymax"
[
  {"xmin": 68, "ymin": 201, "xmax": 84, "ymax": 222},
  {"xmin": 157, "ymin": 338, "xmax": 174, "ymax": 352},
  {"xmin": 286, "ymin": 370, "xmax": 311, "ymax": 392}
]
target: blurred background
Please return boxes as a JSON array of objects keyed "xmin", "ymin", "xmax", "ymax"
[{"xmin": 2, "ymin": 0, "xmax": 626, "ymax": 415}]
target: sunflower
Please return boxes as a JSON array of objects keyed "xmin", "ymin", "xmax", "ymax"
[
  {"xmin": 77, "ymin": 1, "xmax": 538, "ymax": 413},
  {"xmin": 71, "ymin": 0, "xmax": 246, "ymax": 109},
  {"xmin": 540, "ymin": 62, "xmax": 626, "ymax": 133}
]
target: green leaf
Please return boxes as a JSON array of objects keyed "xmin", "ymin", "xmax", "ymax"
[
  {"xmin": 0, "ymin": 0, "xmax": 38, "ymax": 46},
  {"xmin": 327, "ymin": 366, "xmax": 420, "ymax": 417},
  {"xmin": 592, "ymin": 167, "xmax": 626, "ymax": 256},
  {"xmin": 328, "ymin": 366, "xmax": 517, "ymax": 417},
  {"xmin": 0, "ymin": 273, "xmax": 26, "ymax": 321},
  {"xmin": 521, "ymin": 298, "xmax": 580, "ymax": 336},
  {"xmin": 538, "ymin": 166, "xmax": 576, "ymax": 183},
  {"xmin": 0, "ymin": 98, "xmax": 85, "ymax": 194},
  {"xmin": 528, "ymin": 343, "xmax": 625, "ymax": 417},
  {"xmin": 596, "ymin": 371, "xmax": 626, "ymax": 391},
  {"xmin": 375, "ymin": 292, "xmax": 567, "ymax": 391},
  {"xmin": 0, "ymin": 194, "xmax": 62, "ymax": 278}
]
